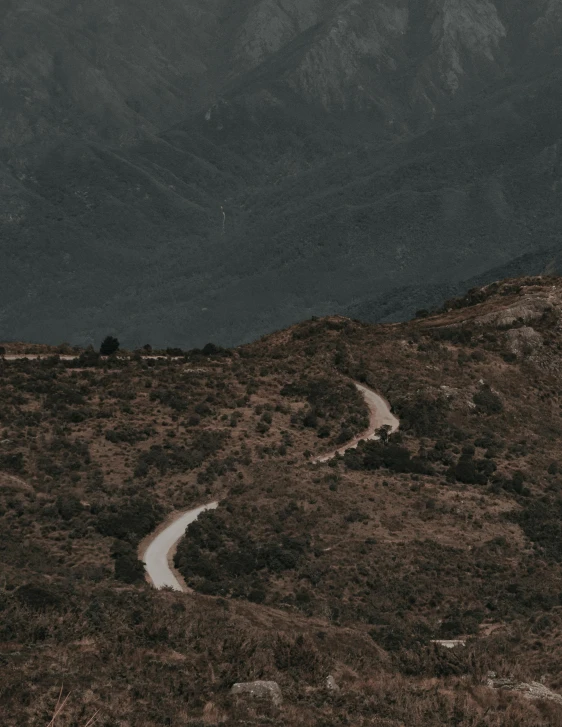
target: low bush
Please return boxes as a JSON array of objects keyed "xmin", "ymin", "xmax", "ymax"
[
  {"xmin": 16, "ymin": 583, "xmax": 62, "ymax": 611},
  {"xmin": 393, "ymin": 395, "xmax": 450, "ymax": 438},
  {"xmin": 473, "ymin": 386, "xmax": 503, "ymax": 414},
  {"xmin": 95, "ymin": 498, "xmax": 163, "ymax": 542},
  {"xmin": 56, "ymin": 494, "xmax": 83, "ymax": 521},
  {"xmin": 344, "ymin": 440, "xmax": 433, "ymax": 475}
]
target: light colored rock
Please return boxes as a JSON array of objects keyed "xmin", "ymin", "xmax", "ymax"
[
  {"xmin": 440, "ymin": 384, "xmax": 459, "ymax": 398},
  {"xmin": 230, "ymin": 680, "xmax": 282, "ymax": 706},
  {"xmin": 476, "ymin": 300, "xmax": 549, "ymax": 327},
  {"xmin": 430, "ymin": 639, "xmax": 466, "ymax": 648},
  {"xmin": 486, "ymin": 676, "xmax": 562, "ymax": 704},
  {"xmin": 504, "ymin": 326, "xmax": 543, "ymax": 357},
  {"xmin": 532, "ymin": 0, "xmax": 562, "ymax": 44},
  {"xmin": 326, "ymin": 675, "xmax": 340, "ymax": 692},
  {"xmin": 234, "ymin": 0, "xmax": 319, "ymax": 69},
  {"xmin": 430, "ymin": 0, "xmax": 506, "ymax": 93}
]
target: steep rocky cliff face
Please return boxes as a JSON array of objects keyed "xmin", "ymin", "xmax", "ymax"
[
  {"xmin": 230, "ymin": 0, "xmax": 508, "ymax": 115},
  {"xmin": 4, "ymin": 0, "xmax": 557, "ymax": 146},
  {"xmin": 1, "ymin": 0, "xmax": 562, "ymax": 347}
]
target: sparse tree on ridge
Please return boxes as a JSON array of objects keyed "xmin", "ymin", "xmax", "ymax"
[
  {"xmin": 376, "ymin": 424, "xmax": 392, "ymax": 443},
  {"xmin": 99, "ymin": 336, "xmax": 120, "ymax": 356}
]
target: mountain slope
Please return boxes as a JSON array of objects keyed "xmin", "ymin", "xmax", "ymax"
[
  {"xmin": 4, "ymin": 275, "xmax": 562, "ymax": 725},
  {"xmin": 2, "ymin": 0, "xmax": 562, "ymax": 347}
]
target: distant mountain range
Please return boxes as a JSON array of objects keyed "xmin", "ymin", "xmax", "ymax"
[{"xmin": 2, "ymin": 0, "xmax": 562, "ymax": 347}]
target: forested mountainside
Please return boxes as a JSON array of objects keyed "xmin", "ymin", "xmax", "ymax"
[
  {"xmin": 4, "ymin": 276, "xmax": 562, "ymax": 725},
  {"xmin": 2, "ymin": 1, "xmax": 562, "ymax": 347}
]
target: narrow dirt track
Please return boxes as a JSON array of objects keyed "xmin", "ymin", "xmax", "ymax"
[
  {"xmin": 140, "ymin": 502, "xmax": 219, "ymax": 591},
  {"xmin": 2, "ymin": 354, "xmax": 184, "ymax": 361},
  {"xmin": 141, "ymin": 382, "xmax": 399, "ymax": 592},
  {"xmin": 312, "ymin": 382, "xmax": 399, "ymax": 463}
]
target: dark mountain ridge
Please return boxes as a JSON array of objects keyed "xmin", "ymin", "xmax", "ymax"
[
  {"xmin": 5, "ymin": 274, "xmax": 562, "ymax": 725},
  {"xmin": 2, "ymin": 0, "xmax": 562, "ymax": 347}
]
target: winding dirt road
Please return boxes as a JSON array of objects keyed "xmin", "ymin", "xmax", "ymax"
[
  {"xmin": 140, "ymin": 502, "xmax": 219, "ymax": 591},
  {"xmin": 312, "ymin": 382, "xmax": 399, "ymax": 463},
  {"xmin": 140, "ymin": 382, "xmax": 399, "ymax": 592}
]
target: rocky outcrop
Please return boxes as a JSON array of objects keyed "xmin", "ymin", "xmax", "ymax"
[
  {"xmin": 532, "ymin": 0, "xmax": 562, "ymax": 45},
  {"xmin": 429, "ymin": 0, "xmax": 507, "ymax": 93},
  {"xmin": 504, "ymin": 326, "xmax": 543, "ymax": 357},
  {"xmin": 230, "ymin": 680, "xmax": 283, "ymax": 706},
  {"xmin": 486, "ymin": 674, "xmax": 562, "ymax": 704},
  {"xmin": 475, "ymin": 300, "xmax": 550, "ymax": 327},
  {"xmin": 5, "ymin": 0, "xmax": 561, "ymax": 141},
  {"xmin": 287, "ymin": 2, "xmax": 409, "ymax": 111},
  {"xmin": 231, "ymin": 0, "xmax": 516, "ymax": 114},
  {"xmin": 233, "ymin": 0, "xmax": 320, "ymax": 70},
  {"xmin": 430, "ymin": 639, "xmax": 466, "ymax": 648},
  {"xmin": 326, "ymin": 674, "xmax": 340, "ymax": 692}
]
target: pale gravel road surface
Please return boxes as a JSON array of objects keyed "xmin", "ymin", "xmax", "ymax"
[
  {"xmin": 140, "ymin": 382, "xmax": 399, "ymax": 592},
  {"xmin": 2, "ymin": 354, "xmax": 185, "ymax": 361},
  {"xmin": 313, "ymin": 382, "xmax": 399, "ymax": 463},
  {"xmin": 3, "ymin": 354, "xmax": 79, "ymax": 360},
  {"xmin": 141, "ymin": 502, "xmax": 219, "ymax": 591}
]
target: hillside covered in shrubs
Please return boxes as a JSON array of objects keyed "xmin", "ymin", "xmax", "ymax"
[{"xmin": 4, "ymin": 276, "xmax": 562, "ymax": 725}]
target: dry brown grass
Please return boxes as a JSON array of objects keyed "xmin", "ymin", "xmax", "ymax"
[{"xmin": 45, "ymin": 686, "xmax": 99, "ymax": 727}]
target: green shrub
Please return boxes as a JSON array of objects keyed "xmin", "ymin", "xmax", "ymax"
[
  {"xmin": 100, "ymin": 336, "xmax": 120, "ymax": 356},
  {"xmin": 344, "ymin": 440, "xmax": 433, "ymax": 475},
  {"xmin": 0, "ymin": 452, "xmax": 25, "ymax": 473},
  {"xmin": 174, "ymin": 511, "xmax": 309, "ymax": 597},
  {"xmin": 473, "ymin": 386, "xmax": 503, "ymax": 414},
  {"xmin": 516, "ymin": 498, "xmax": 562, "ymax": 561},
  {"xmin": 96, "ymin": 498, "xmax": 162, "ymax": 542},
  {"xmin": 114, "ymin": 553, "xmax": 145, "ymax": 583},
  {"xmin": 454, "ymin": 457, "xmax": 481, "ymax": 485},
  {"xmin": 16, "ymin": 583, "xmax": 62, "ymax": 611},
  {"xmin": 150, "ymin": 388, "xmax": 188, "ymax": 412},
  {"xmin": 512, "ymin": 470, "xmax": 526, "ymax": 494},
  {"xmin": 105, "ymin": 424, "xmax": 153, "ymax": 444},
  {"xmin": 452, "ymin": 454, "xmax": 496, "ymax": 485},
  {"xmin": 56, "ymin": 494, "xmax": 83, "ymax": 521}
]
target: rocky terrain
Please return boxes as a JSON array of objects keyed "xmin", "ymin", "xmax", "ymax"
[
  {"xmin": 2, "ymin": 1, "xmax": 562, "ymax": 347},
  {"xmin": 4, "ymin": 275, "xmax": 562, "ymax": 724}
]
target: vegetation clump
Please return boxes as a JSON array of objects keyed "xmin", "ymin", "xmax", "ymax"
[
  {"xmin": 473, "ymin": 385, "xmax": 503, "ymax": 414},
  {"xmin": 99, "ymin": 335, "xmax": 120, "ymax": 356},
  {"xmin": 95, "ymin": 497, "xmax": 163, "ymax": 543},
  {"xmin": 175, "ymin": 508, "xmax": 310, "ymax": 599}
]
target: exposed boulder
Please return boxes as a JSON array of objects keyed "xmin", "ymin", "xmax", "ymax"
[
  {"xmin": 230, "ymin": 680, "xmax": 282, "ymax": 706},
  {"xmin": 430, "ymin": 639, "xmax": 466, "ymax": 648},
  {"xmin": 326, "ymin": 674, "xmax": 340, "ymax": 692}
]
